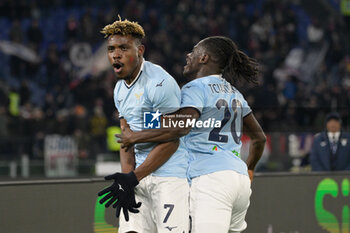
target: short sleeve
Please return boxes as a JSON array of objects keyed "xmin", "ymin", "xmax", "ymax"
[
  {"xmin": 147, "ymin": 77, "xmax": 181, "ymax": 114},
  {"xmin": 180, "ymin": 82, "xmax": 205, "ymax": 114},
  {"xmin": 241, "ymin": 95, "xmax": 252, "ymax": 117},
  {"xmin": 113, "ymin": 84, "xmax": 124, "ymax": 118}
]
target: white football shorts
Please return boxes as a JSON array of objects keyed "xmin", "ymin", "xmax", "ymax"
[
  {"xmin": 119, "ymin": 175, "xmax": 190, "ymax": 233},
  {"xmin": 189, "ymin": 170, "xmax": 251, "ymax": 233}
]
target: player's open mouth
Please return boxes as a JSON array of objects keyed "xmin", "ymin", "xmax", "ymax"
[{"xmin": 113, "ymin": 63, "xmax": 123, "ymax": 73}]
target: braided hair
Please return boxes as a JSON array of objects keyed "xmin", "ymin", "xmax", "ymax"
[{"xmin": 200, "ymin": 36, "xmax": 259, "ymax": 85}]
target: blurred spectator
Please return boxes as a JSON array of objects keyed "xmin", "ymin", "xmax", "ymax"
[
  {"xmin": 45, "ymin": 43, "xmax": 61, "ymax": 90},
  {"xmin": 71, "ymin": 104, "xmax": 89, "ymax": 133},
  {"xmin": 9, "ymin": 19, "xmax": 23, "ymax": 43},
  {"xmin": 19, "ymin": 80, "xmax": 31, "ymax": 105},
  {"xmin": 24, "ymin": 44, "xmax": 41, "ymax": 80},
  {"xmin": 26, "ymin": 19, "xmax": 43, "ymax": 46},
  {"xmin": 89, "ymin": 105, "xmax": 107, "ymax": 157},
  {"xmin": 80, "ymin": 9, "xmax": 98, "ymax": 44},
  {"xmin": 31, "ymin": 107, "xmax": 45, "ymax": 159},
  {"xmin": 29, "ymin": 1, "xmax": 41, "ymax": 19},
  {"xmin": 307, "ymin": 19, "xmax": 324, "ymax": 48},
  {"xmin": 55, "ymin": 109, "xmax": 70, "ymax": 135},
  {"xmin": 42, "ymin": 93, "xmax": 56, "ymax": 133},
  {"xmin": 341, "ymin": 0, "xmax": 350, "ymax": 31},
  {"xmin": 9, "ymin": 19, "xmax": 25, "ymax": 79},
  {"xmin": 0, "ymin": 106, "xmax": 8, "ymax": 137},
  {"xmin": 8, "ymin": 88, "xmax": 20, "ymax": 118},
  {"xmin": 310, "ymin": 112, "xmax": 350, "ymax": 171},
  {"xmin": 282, "ymin": 75, "xmax": 298, "ymax": 101},
  {"xmin": 0, "ymin": 81, "xmax": 9, "ymax": 107},
  {"xmin": 74, "ymin": 129, "xmax": 90, "ymax": 159},
  {"xmin": 65, "ymin": 16, "xmax": 79, "ymax": 43}
]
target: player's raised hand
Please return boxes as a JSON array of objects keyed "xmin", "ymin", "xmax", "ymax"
[{"xmin": 115, "ymin": 125, "xmax": 135, "ymax": 152}]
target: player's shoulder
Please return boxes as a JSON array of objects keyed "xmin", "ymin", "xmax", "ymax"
[
  {"xmin": 182, "ymin": 77, "xmax": 206, "ymax": 90},
  {"xmin": 234, "ymin": 86, "xmax": 245, "ymax": 99},
  {"xmin": 113, "ymin": 80, "xmax": 123, "ymax": 93},
  {"xmin": 143, "ymin": 60, "xmax": 174, "ymax": 84},
  {"xmin": 226, "ymin": 82, "xmax": 245, "ymax": 99}
]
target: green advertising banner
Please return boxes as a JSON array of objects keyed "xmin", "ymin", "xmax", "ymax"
[
  {"xmin": 0, "ymin": 173, "xmax": 349, "ymax": 233},
  {"xmin": 245, "ymin": 173, "xmax": 350, "ymax": 233}
]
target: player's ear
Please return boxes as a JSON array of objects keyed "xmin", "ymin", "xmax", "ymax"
[
  {"xmin": 199, "ymin": 54, "xmax": 209, "ymax": 64},
  {"xmin": 138, "ymin": 44, "xmax": 145, "ymax": 57}
]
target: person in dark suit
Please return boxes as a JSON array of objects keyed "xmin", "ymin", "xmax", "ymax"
[{"xmin": 310, "ymin": 112, "xmax": 350, "ymax": 171}]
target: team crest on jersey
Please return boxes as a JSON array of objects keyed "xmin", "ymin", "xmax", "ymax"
[
  {"xmin": 135, "ymin": 92, "xmax": 143, "ymax": 100},
  {"xmin": 144, "ymin": 110, "xmax": 161, "ymax": 129}
]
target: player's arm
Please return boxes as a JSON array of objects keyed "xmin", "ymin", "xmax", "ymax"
[
  {"xmin": 98, "ymin": 118, "xmax": 140, "ymax": 220},
  {"xmin": 116, "ymin": 107, "xmax": 199, "ymax": 150},
  {"xmin": 119, "ymin": 118, "xmax": 136, "ymax": 173},
  {"xmin": 243, "ymin": 113, "xmax": 266, "ymax": 181},
  {"xmin": 117, "ymin": 75, "xmax": 201, "ymax": 149},
  {"xmin": 119, "ymin": 119, "xmax": 181, "ymax": 181},
  {"xmin": 99, "ymin": 119, "xmax": 180, "ymax": 217},
  {"xmin": 133, "ymin": 140, "xmax": 179, "ymax": 181}
]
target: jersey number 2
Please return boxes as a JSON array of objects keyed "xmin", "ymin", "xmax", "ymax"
[{"xmin": 208, "ymin": 99, "xmax": 242, "ymax": 144}]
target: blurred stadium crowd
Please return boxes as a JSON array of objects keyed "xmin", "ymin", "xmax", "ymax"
[{"xmin": 0, "ymin": 0, "xmax": 350, "ymax": 171}]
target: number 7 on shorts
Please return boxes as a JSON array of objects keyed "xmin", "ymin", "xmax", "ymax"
[{"xmin": 163, "ymin": 204, "xmax": 174, "ymax": 223}]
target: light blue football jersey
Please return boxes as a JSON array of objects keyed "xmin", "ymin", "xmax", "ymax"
[
  {"xmin": 114, "ymin": 60, "xmax": 188, "ymax": 178},
  {"xmin": 181, "ymin": 74, "xmax": 251, "ymax": 179}
]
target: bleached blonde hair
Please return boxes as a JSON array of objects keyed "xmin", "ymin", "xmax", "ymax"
[{"xmin": 101, "ymin": 15, "xmax": 145, "ymax": 40}]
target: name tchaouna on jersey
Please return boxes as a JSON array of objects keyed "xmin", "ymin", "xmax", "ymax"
[{"xmin": 208, "ymin": 83, "xmax": 236, "ymax": 94}]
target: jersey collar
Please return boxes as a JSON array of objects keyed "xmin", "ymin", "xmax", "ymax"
[
  {"xmin": 124, "ymin": 59, "xmax": 144, "ymax": 89},
  {"xmin": 211, "ymin": 74, "xmax": 223, "ymax": 78},
  {"xmin": 207, "ymin": 74, "xmax": 223, "ymax": 80}
]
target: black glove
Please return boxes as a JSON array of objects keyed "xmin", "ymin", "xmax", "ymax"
[
  {"xmin": 98, "ymin": 171, "xmax": 141, "ymax": 221},
  {"xmin": 113, "ymin": 188, "xmax": 142, "ymax": 221}
]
